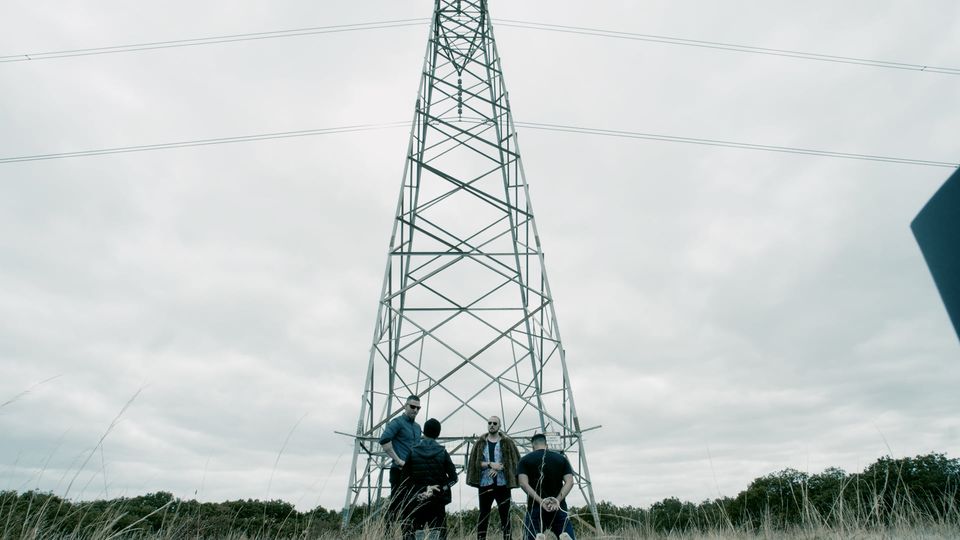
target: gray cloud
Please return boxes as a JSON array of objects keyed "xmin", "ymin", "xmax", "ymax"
[{"xmin": 2, "ymin": 0, "xmax": 959, "ymax": 514}]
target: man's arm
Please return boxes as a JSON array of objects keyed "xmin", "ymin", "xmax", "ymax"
[
  {"xmin": 472, "ymin": 440, "xmax": 500, "ymax": 476},
  {"xmin": 548, "ymin": 456, "xmax": 575, "ymax": 510},
  {"xmin": 518, "ymin": 474, "xmax": 543, "ymax": 506},
  {"xmin": 399, "ymin": 455, "xmax": 413, "ymax": 486},
  {"xmin": 444, "ymin": 452, "xmax": 458, "ymax": 490},
  {"xmin": 379, "ymin": 420, "xmax": 405, "ymax": 467},
  {"xmin": 468, "ymin": 440, "xmax": 484, "ymax": 470},
  {"xmin": 423, "ymin": 452, "xmax": 458, "ymax": 500},
  {"xmin": 557, "ymin": 473, "xmax": 574, "ymax": 504},
  {"xmin": 538, "ymin": 474, "xmax": 572, "ymax": 512},
  {"xmin": 380, "ymin": 441, "xmax": 404, "ymax": 467}
]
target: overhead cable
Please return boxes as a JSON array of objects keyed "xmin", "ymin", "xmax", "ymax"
[
  {"xmin": 0, "ymin": 19, "xmax": 429, "ymax": 63},
  {"xmin": 512, "ymin": 121, "xmax": 959, "ymax": 168},
  {"xmin": 3, "ymin": 17, "xmax": 957, "ymax": 76},
  {"xmin": 0, "ymin": 121, "xmax": 410, "ymax": 163},
  {"xmin": 1, "ymin": 119, "xmax": 955, "ymax": 168},
  {"xmin": 495, "ymin": 19, "xmax": 960, "ymax": 75}
]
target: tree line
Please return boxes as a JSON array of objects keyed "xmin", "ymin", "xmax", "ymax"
[
  {"xmin": 581, "ymin": 452, "xmax": 960, "ymax": 533},
  {"xmin": 2, "ymin": 452, "xmax": 957, "ymax": 537}
]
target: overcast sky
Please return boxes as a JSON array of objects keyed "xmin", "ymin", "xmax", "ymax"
[{"xmin": 2, "ymin": 0, "xmax": 959, "ymax": 514}]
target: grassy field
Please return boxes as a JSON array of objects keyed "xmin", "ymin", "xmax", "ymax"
[
  {"xmin": 5, "ymin": 503, "xmax": 960, "ymax": 540},
  {"xmin": 344, "ymin": 510, "xmax": 960, "ymax": 540},
  {"xmin": 5, "ymin": 453, "xmax": 958, "ymax": 539}
]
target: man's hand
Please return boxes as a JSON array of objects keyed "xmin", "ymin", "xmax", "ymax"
[
  {"xmin": 541, "ymin": 497, "xmax": 560, "ymax": 512},
  {"xmin": 397, "ymin": 459, "xmax": 405, "ymax": 468},
  {"xmin": 417, "ymin": 485, "xmax": 440, "ymax": 501}
]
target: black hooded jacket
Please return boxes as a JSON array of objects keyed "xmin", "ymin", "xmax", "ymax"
[{"xmin": 399, "ymin": 438, "xmax": 458, "ymax": 505}]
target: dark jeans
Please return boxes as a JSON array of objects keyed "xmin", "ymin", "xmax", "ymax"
[
  {"xmin": 522, "ymin": 506, "xmax": 574, "ymax": 540},
  {"xmin": 477, "ymin": 485, "xmax": 512, "ymax": 539},
  {"xmin": 388, "ymin": 467, "xmax": 408, "ymax": 524},
  {"xmin": 403, "ymin": 499, "xmax": 447, "ymax": 540}
]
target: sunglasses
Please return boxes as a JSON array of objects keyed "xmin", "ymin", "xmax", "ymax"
[
  {"xmin": 408, "ymin": 404, "xmax": 421, "ymax": 410},
  {"xmin": 488, "ymin": 421, "xmax": 499, "ymax": 425}
]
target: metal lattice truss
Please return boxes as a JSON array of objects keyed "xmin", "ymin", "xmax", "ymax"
[{"xmin": 343, "ymin": 0, "xmax": 600, "ymax": 529}]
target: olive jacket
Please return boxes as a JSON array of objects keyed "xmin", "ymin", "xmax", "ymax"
[{"xmin": 466, "ymin": 433, "xmax": 520, "ymax": 488}]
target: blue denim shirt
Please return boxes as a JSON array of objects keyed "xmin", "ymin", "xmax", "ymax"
[{"xmin": 379, "ymin": 415, "xmax": 421, "ymax": 467}]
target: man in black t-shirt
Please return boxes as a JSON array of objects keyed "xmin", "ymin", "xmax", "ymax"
[{"xmin": 516, "ymin": 433, "xmax": 575, "ymax": 540}]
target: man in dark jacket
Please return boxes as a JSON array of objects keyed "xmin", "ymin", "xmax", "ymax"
[{"xmin": 399, "ymin": 418, "xmax": 458, "ymax": 540}]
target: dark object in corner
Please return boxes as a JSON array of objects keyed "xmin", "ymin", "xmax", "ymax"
[{"xmin": 911, "ymin": 167, "xmax": 960, "ymax": 342}]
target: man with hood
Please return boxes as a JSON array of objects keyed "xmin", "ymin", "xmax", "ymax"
[{"xmin": 399, "ymin": 417, "xmax": 458, "ymax": 540}]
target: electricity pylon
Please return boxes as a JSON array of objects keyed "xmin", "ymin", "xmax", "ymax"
[{"xmin": 342, "ymin": 0, "xmax": 601, "ymax": 530}]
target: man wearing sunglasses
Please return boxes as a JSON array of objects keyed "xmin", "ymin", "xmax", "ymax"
[
  {"xmin": 467, "ymin": 416, "xmax": 520, "ymax": 539},
  {"xmin": 380, "ymin": 394, "xmax": 423, "ymax": 524}
]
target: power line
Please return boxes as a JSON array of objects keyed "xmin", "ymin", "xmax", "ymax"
[
  {"xmin": 1, "ymin": 119, "xmax": 955, "ymax": 168},
  {"xmin": 512, "ymin": 121, "xmax": 959, "ymax": 168},
  {"xmin": 0, "ymin": 121, "xmax": 410, "ymax": 163},
  {"xmin": 0, "ymin": 19, "xmax": 429, "ymax": 63},
  {"xmin": 3, "ymin": 17, "xmax": 958, "ymax": 76},
  {"xmin": 495, "ymin": 20, "xmax": 960, "ymax": 76}
]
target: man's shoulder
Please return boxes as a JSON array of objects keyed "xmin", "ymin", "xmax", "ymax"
[
  {"xmin": 380, "ymin": 417, "xmax": 398, "ymax": 439},
  {"xmin": 519, "ymin": 449, "xmax": 569, "ymax": 463},
  {"xmin": 518, "ymin": 449, "xmax": 543, "ymax": 464},
  {"xmin": 407, "ymin": 440, "xmax": 429, "ymax": 458},
  {"xmin": 387, "ymin": 415, "xmax": 419, "ymax": 429},
  {"xmin": 408, "ymin": 443, "xmax": 426, "ymax": 456},
  {"xmin": 547, "ymin": 451, "xmax": 574, "ymax": 472},
  {"xmin": 412, "ymin": 438, "xmax": 442, "ymax": 452}
]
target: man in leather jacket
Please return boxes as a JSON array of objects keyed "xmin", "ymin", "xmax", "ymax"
[
  {"xmin": 466, "ymin": 416, "xmax": 520, "ymax": 539},
  {"xmin": 399, "ymin": 418, "xmax": 458, "ymax": 540}
]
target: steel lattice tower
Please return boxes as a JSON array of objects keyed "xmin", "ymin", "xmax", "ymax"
[{"xmin": 342, "ymin": 0, "xmax": 601, "ymax": 530}]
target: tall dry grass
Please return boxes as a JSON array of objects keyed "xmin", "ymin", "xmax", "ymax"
[
  {"xmin": 3, "ymin": 488, "xmax": 960, "ymax": 540},
  {"xmin": 4, "ymin": 442, "xmax": 958, "ymax": 539}
]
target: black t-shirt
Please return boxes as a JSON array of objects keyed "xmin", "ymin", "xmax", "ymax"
[{"xmin": 516, "ymin": 449, "xmax": 574, "ymax": 509}]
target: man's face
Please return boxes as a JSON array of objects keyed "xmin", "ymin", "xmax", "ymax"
[
  {"xmin": 404, "ymin": 399, "xmax": 421, "ymax": 420},
  {"xmin": 487, "ymin": 416, "xmax": 500, "ymax": 434}
]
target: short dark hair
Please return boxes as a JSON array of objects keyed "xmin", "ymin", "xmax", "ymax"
[
  {"xmin": 424, "ymin": 418, "xmax": 441, "ymax": 438},
  {"xmin": 531, "ymin": 433, "xmax": 547, "ymax": 444},
  {"xmin": 406, "ymin": 395, "xmax": 420, "ymax": 402}
]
